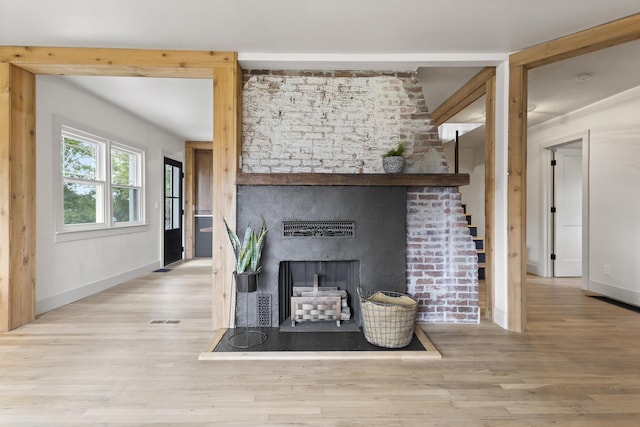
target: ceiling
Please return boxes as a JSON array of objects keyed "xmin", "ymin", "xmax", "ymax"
[
  {"xmin": 2, "ymin": 1, "xmax": 639, "ymax": 141},
  {"xmin": 438, "ymin": 38, "xmax": 640, "ymax": 128},
  {"xmin": 59, "ymin": 76, "xmax": 214, "ymax": 141}
]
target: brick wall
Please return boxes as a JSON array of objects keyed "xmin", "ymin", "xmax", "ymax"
[
  {"xmin": 407, "ymin": 187, "xmax": 479, "ymax": 322},
  {"xmin": 242, "ymin": 70, "xmax": 446, "ymax": 173},
  {"xmin": 242, "ymin": 70, "xmax": 479, "ymax": 323}
]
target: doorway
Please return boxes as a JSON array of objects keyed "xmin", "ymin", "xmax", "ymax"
[
  {"xmin": 164, "ymin": 157, "xmax": 184, "ymax": 265},
  {"xmin": 542, "ymin": 134, "xmax": 589, "ymax": 280},
  {"xmin": 550, "ymin": 144, "xmax": 583, "ymax": 277}
]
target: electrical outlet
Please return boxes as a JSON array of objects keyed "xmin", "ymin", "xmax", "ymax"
[{"xmin": 604, "ymin": 264, "xmax": 611, "ymax": 275}]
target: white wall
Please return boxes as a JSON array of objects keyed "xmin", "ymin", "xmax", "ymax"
[
  {"xmin": 493, "ymin": 61, "xmax": 510, "ymax": 329},
  {"xmin": 528, "ymin": 85, "xmax": 640, "ymax": 306},
  {"xmin": 35, "ymin": 76, "xmax": 185, "ymax": 314}
]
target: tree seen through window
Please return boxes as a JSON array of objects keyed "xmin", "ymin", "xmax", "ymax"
[{"xmin": 60, "ymin": 127, "xmax": 143, "ymax": 229}]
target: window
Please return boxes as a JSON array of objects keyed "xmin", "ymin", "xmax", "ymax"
[
  {"xmin": 111, "ymin": 147, "xmax": 141, "ymax": 224},
  {"xmin": 62, "ymin": 134, "xmax": 105, "ymax": 226},
  {"xmin": 59, "ymin": 124, "xmax": 144, "ymax": 234}
]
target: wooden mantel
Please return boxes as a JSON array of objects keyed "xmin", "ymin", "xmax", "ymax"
[{"xmin": 236, "ymin": 173, "xmax": 470, "ymax": 187}]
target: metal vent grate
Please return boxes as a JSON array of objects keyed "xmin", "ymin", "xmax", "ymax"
[
  {"xmin": 257, "ymin": 294, "xmax": 272, "ymax": 327},
  {"xmin": 283, "ymin": 221, "xmax": 355, "ymax": 238}
]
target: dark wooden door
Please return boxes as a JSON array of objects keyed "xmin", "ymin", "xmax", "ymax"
[{"xmin": 164, "ymin": 157, "xmax": 183, "ymax": 265}]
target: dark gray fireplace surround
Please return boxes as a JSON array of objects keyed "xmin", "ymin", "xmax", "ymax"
[{"xmin": 236, "ymin": 185, "xmax": 407, "ymax": 327}]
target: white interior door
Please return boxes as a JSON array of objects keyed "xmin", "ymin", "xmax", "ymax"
[{"xmin": 553, "ymin": 147, "xmax": 582, "ymax": 277}]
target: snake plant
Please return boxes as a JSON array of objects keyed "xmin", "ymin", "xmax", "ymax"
[{"xmin": 223, "ymin": 216, "xmax": 267, "ymax": 274}]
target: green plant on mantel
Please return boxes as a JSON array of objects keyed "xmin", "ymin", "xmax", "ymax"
[
  {"xmin": 383, "ymin": 141, "xmax": 405, "ymax": 158},
  {"xmin": 223, "ymin": 216, "xmax": 267, "ymax": 274}
]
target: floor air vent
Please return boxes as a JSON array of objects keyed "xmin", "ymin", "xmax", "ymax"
[{"xmin": 283, "ymin": 220, "xmax": 355, "ymax": 238}]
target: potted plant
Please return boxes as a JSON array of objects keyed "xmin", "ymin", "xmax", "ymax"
[
  {"xmin": 223, "ymin": 216, "xmax": 268, "ymax": 292},
  {"xmin": 382, "ymin": 141, "xmax": 406, "ymax": 173}
]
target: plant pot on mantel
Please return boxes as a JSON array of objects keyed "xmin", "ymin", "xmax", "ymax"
[
  {"xmin": 234, "ymin": 271, "xmax": 259, "ymax": 293},
  {"xmin": 382, "ymin": 156, "xmax": 406, "ymax": 174}
]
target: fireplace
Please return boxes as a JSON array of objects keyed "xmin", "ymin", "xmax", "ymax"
[
  {"xmin": 236, "ymin": 185, "xmax": 407, "ymax": 328},
  {"xmin": 237, "ymin": 70, "xmax": 479, "ymax": 325},
  {"xmin": 279, "ymin": 260, "xmax": 359, "ymax": 329}
]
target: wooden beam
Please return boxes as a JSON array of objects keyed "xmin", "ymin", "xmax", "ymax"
[
  {"xmin": 211, "ymin": 65, "xmax": 242, "ymax": 331},
  {"xmin": 185, "ymin": 141, "xmax": 214, "ymax": 151},
  {"xmin": 0, "ymin": 64, "xmax": 36, "ymax": 331},
  {"xmin": 0, "ymin": 46, "xmax": 236, "ymax": 77},
  {"xmin": 431, "ymin": 67, "xmax": 496, "ymax": 127},
  {"xmin": 236, "ymin": 173, "xmax": 470, "ymax": 187},
  {"xmin": 483, "ymin": 76, "xmax": 496, "ymax": 321},
  {"xmin": 510, "ymin": 13, "xmax": 640, "ymax": 69},
  {"xmin": 507, "ymin": 64, "xmax": 528, "ymax": 333}
]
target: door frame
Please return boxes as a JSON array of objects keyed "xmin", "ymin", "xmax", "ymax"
[
  {"xmin": 0, "ymin": 46, "xmax": 240, "ymax": 331},
  {"xmin": 431, "ymin": 68, "xmax": 497, "ymax": 321},
  {"xmin": 163, "ymin": 156, "xmax": 184, "ymax": 265},
  {"xmin": 184, "ymin": 141, "xmax": 213, "ymax": 260},
  {"xmin": 508, "ymin": 13, "xmax": 640, "ymax": 332},
  {"xmin": 539, "ymin": 132, "xmax": 590, "ymax": 283}
]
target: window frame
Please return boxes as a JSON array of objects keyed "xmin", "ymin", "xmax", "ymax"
[
  {"xmin": 110, "ymin": 143, "xmax": 144, "ymax": 227},
  {"xmin": 55, "ymin": 119, "xmax": 146, "ymax": 240}
]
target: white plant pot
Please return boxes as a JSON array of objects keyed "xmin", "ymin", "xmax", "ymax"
[{"xmin": 382, "ymin": 156, "xmax": 405, "ymax": 174}]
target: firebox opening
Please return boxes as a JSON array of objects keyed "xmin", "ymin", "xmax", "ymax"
[{"xmin": 279, "ymin": 260, "xmax": 360, "ymax": 332}]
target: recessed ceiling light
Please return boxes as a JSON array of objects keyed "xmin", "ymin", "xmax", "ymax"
[{"xmin": 574, "ymin": 73, "xmax": 593, "ymax": 83}]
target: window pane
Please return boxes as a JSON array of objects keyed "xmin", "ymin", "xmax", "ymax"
[
  {"xmin": 165, "ymin": 165, "xmax": 173, "ymax": 198},
  {"xmin": 172, "ymin": 166, "xmax": 180, "ymax": 197},
  {"xmin": 112, "ymin": 149, "xmax": 137, "ymax": 186},
  {"xmin": 172, "ymin": 198, "xmax": 181, "ymax": 229},
  {"xmin": 165, "ymin": 199, "xmax": 172, "ymax": 230},
  {"xmin": 62, "ymin": 137, "xmax": 97, "ymax": 179},
  {"xmin": 112, "ymin": 187, "xmax": 140, "ymax": 223},
  {"xmin": 63, "ymin": 182, "xmax": 98, "ymax": 224}
]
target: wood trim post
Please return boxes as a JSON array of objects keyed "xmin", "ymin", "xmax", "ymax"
[
  {"xmin": 507, "ymin": 64, "xmax": 528, "ymax": 332},
  {"xmin": 0, "ymin": 64, "xmax": 36, "ymax": 331},
  {"xmin": 184, "ymin": 144, "xmax": 196, "ymax": 259},
  {"xmin": 483, "ymin": 76, "xmax": 496, "ymax": 321},
  {"xmin": 211, "ymin": 65, "xmax": 242, "ymax": 330}
]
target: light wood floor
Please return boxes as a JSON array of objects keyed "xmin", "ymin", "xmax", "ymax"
[{"xmin": 2, "ymin": 260, "xmax": 640, "ymax": 426}]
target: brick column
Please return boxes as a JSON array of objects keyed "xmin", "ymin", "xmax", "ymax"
[{"xmin": 407, "ymin": 187, "xmax": 479, "ymax": 323}]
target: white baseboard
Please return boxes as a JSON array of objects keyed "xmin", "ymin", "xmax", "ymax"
[
  {"xmin": 527, "ymin": 263, "xmax": 543, "ymax": 276},
  {"xmin": 587, "ymin": 280, "xmax": 640, "ymax": 308},
  {"xmin": 492, "ymin": 306, "xmax": 508, "ymax": 330},
  {"xmin": 35, "ymin": 261, "xmax": 161, "ymax": 315}
]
